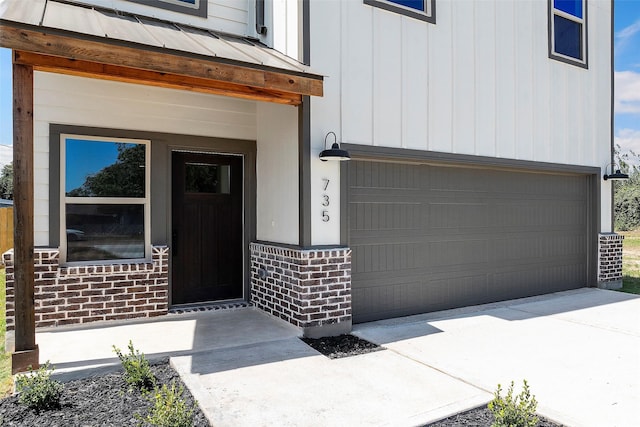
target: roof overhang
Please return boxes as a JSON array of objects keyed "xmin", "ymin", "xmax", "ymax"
[{"xmin": 0, "ymin": 0, "xmax": 323, "ymax": 105}]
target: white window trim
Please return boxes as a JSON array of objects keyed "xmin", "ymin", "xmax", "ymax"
[
  {"xmin": 364, "ymin": 0, "xmax": 436, "ymax": 24},
  {"xmin": 549, "ymin": 0, "xmax": 588, "ymax": 68},
  {"xmin": 59, "ymin": 134, "xmax": 151, "ymax": 266}
]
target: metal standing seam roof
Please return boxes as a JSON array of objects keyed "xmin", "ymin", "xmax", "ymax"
[{"xmin": 0, "ymin": 0, "xmax": 319, "ymax": 79}]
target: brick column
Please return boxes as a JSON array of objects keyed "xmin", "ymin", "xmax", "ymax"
[
  {"xmin": 598, "ymin": 233, "xmax": 624, "ymax": 289},
  {"xmin": 3, "ymin": 246, "xmax": 169, "ymax": 351},
  {"xmin": 250, "ymin": 242, "xmax": 351, "ymax": 338}
]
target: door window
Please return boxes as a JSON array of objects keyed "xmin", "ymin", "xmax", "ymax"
[{"xmin": 185, "ymin": 163, "xmax": 231, "ymax": 194}]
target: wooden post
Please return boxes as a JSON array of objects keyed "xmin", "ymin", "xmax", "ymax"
[{"xmin": 11, "ymin": 61, "xmax": 39, "ymax": 374}]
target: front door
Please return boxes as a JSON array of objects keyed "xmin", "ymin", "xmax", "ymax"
[{"xmin": 171, "ymin": 152, "xmax": 243, "ymax": 304}]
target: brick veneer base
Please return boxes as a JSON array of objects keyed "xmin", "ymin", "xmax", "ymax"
[
  {"xmin": 598, "ymin": 233, "xmax": 623, "ymax": 290},
  {"xmin": 2, "ymin": 246, "xmax": 169, "ymax": 333},
  {"xmin": 250, "ymin": 242, "xmax": 352, "ymax": 338}
]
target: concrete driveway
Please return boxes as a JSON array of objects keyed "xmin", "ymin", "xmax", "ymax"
[
  {"xmin": 37, "ymin": 288, "xmax": 640, "ymax": 427},
  {"xmin": 353, "ymin": 288, "xmax": 640, "ymax": 427}
]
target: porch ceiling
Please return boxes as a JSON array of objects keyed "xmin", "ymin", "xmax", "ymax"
[{"xmin": 0, "ymin": 0, "xmax": 322, "ymax": 105}]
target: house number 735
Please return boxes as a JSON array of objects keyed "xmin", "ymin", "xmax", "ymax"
[{"xmin": 322, "ymin": 178, "xmax": 330, "ymax": 222}]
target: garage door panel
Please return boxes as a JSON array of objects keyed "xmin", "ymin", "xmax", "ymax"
[
  {"xmin": 494, "ymin": 201, "xmax": 587, "ymax": 228},
  {"xmin": 352, "ymin": 280, "xmax": 423, "ymax": 314},
  {"xmin": 349, "ymin": 160, "xmax": 591, "ymax": 323},
  {"xmin": 350, "ymin": 202, "xmax": 422, "ymax": 231},
  {"xmin": 348, "ymin": 190, "xmax": 424, "ymax": 202},
  {"xmin": 350, "ymin": 160, "xmax": 423, "ymax": 189},
  {"xmin": 353, "ymin": 274, "xmax": 492, "ymax": 323},
  {"xmin": 353, "ymin": 243, "xmax": 422, "ymax": 273},
  {"xmin": 352, "ymin": 283, "xmax": 426, "ymax": 323},
  {"xmin": 428, "ymin": 239, "xmax": 489, "ymax": 266},
  {"xmin": 429, "ymin": 203, "xmax": 490, "ymax": 229},
  {"xmin": 493, "ymin": 233, "xmax": 587, "ymax": 261}
]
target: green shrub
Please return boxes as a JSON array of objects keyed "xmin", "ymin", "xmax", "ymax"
[
  {"xmin": 141, "ymin": 381, "xmax": 196, "ymax": 427},
  {"xmin": 15, "ymin": 361, "xmax": 63, "ymax": 412},
  {"xmin": 614, "ymin": 145, "xmax": 640, "ymax": 231},
  {"xmin": 113, "ymin": 340, "xmax": 155, "ymax": 392},
  {"xmin": 488, "ymin": 380, "xmax": 539, "ymax": 427}
]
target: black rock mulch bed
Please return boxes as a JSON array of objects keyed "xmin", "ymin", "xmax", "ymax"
[
  {"xmin": 0, "ymin": 359, "xmax": 210, "ymax": 427},
  {"xmin": 424, "ymin": 406, "xmax": 565, "ymax": 427},
  {"xmin": 301, "ymin": 334, "xmax": 383, "ymax": 359}
]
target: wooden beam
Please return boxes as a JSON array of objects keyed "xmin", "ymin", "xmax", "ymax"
[
  {"xmin": 12, "ymin": 62, "xmax": 39, "ymax": 374},
  {"xmin": 0, "ymin": 25, "xmax": 323, "ymax": 98},
  {"xmin": 13, "ymin": 51, "xmax": 302, "ymax": 106}
]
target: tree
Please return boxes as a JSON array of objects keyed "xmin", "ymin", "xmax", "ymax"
[
  {"xmin": 0, "ymin": 162, "xmax": 13, "ymax": 200},
  {"xmin": 613, "ymin": 145, "xmax": 640, "ymax": 231}
]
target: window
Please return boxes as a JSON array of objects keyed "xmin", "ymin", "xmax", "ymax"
[
  {"xmin": 60, "ymin": 135, "xmax": 150, "ymax": 264},
  {"xmin": 185, "ymin": 163, "xmax": 231, "ymax": 194},
  {"xmin": 549, "ymin": 0, "xmax": 587, "ymax": 67},
  {"xmin": 364, "ymin": 0, "xmax": 435, "ymax": 23},
  {"xmin": 126, "ymin": 0, "xmax": 207, "ymax": 17}
]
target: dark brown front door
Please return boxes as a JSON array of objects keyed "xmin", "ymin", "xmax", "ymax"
[{"xmin": 171, "ymin": 152, "xmax": 243, "ymax": 304}]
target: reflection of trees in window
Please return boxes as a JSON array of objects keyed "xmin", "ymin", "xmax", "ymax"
[
  {"xmin": 186, "ymin": 164, "xmax": 218, "ymax": 193},
  {"xmin": 185, "ymin": 163, "xmax": 231, "ymax": 194},
  {"xmin": 67, "ymin": 144, "xmax": 145, "ymax": 198},
  {"xmin": 0, "ymin": 162, "xmax": 12, "ymax": 200}
]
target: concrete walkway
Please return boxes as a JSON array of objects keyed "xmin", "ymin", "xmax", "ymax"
[{"xmin": 37, "ymin": 288, "xmax": 640, "ymax": 427}]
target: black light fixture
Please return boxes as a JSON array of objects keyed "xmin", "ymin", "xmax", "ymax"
[
  {"xmin": 319, "ymin": 132, "xmax": 350, "ymax": 161},
  {"xmin": 603, "ymin": 163, "xmax": 629, "ymax": 181}
]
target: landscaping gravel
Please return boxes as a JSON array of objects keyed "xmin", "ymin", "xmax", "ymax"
[
  {"xmin": 425, "ymin": 406, "xmax": 564, "ymax": 426},
  {"xmin": 0, "ymin": 359, "xmax": 210, "ymax": 427},
  {"xmin": 301, "ymin": 334, "xmax": 383, "ymax": 359}
]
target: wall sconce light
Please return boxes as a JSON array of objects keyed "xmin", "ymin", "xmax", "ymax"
[
  {"xmin": 319, "ymin": 132, "xmax": 350, "ymax": 161},
  {"xmin": 603, "ymin": 163, "xmax": 629, "ymax": 181}
]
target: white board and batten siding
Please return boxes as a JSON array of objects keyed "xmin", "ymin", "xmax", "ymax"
[
  {"xmin": 33, "ymin": 72, "xmax": 301, "ymax": 247},
  {"xmin": 310, "ymin": 0, "xmax": 613, "ymax": 244},
  {"xmin": 73, "ymin": 0, "xmax": 256, "ymax": 37}
]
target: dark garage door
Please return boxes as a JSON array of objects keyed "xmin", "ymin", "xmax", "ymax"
[{"xmin": 348, "ymin": 160, "xmax": 593, "ymax": 323}]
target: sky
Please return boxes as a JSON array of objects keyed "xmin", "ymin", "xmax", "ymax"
[
  {"xmin": 65, "ymin": 138, "xmax": 124, "ymax": 192},
  {"xmin": 0, "ymin": 2, "xmax": 639, "ymax": 168},
  {"xmin": 615, "ymin": 0, "xmax": 640, "ymax": 161}
]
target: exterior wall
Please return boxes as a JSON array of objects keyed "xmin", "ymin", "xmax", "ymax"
[
  {"xmin": 3, "ymin": 246, "xmax": 169, "ymax": 334},
  {"xmin": 33, "ymin": 71, "xmax": 257, "ymax": 246},
  {"xmin": 250, "ymin": 242, "xmax": 352, "ymax": 337},
  {"xmin": 72, "ymin": 0, "xmax": 256, "ymax": 36},
  {"xmin": 308, "ymin": 0, "xmax": 613, "ymax": 244},
  {"xmin": 598, "ymin": 233, "xmax": 624, "ymax": 289},
  {"xmin": 256, "ymin": 103, "xmax": 299, "ymax": 245}
]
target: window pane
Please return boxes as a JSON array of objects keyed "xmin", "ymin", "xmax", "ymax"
[
  {"xmin": 387, "ymin": 0, "xmax": 425, "ymax": 12},
  {"xmin": 554, "ymin": 0, "xmax": 582, "ymax": 19},
  {"xmin": 185, "ymin": 163, "xmax": 231, "ymax": 194},
  {"xmin": 554, "ymin": 15, "xmax": 582, "ymax": 60},
  {"xmin": 66, "ymin": 204, "xmax": 145, "ymax": 262},
  {"xmin": 65, "ymin": 139, "xmax": 146, "ymax": 198}
]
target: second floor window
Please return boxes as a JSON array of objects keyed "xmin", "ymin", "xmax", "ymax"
[
  {"xmin": 364, "ymin": 0, "xmax": 435, "ymax": 23},
  {"xmin": 127, "ymin": 0, "xmax": 207, "ymax": 17},
  {"xmin": 549, "ymin": 0, "xmax": 587, "ymax": 68}
]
